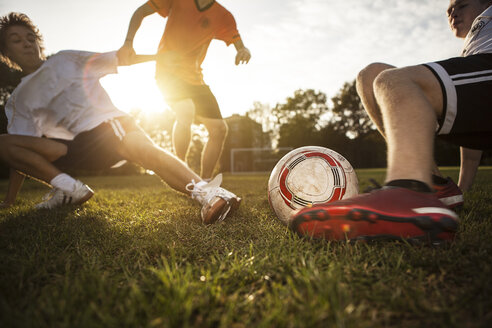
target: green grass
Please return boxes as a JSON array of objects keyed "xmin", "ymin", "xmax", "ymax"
[{"xmin": 1, "ymin": 168, "xmax": 491, "ymax": 327}]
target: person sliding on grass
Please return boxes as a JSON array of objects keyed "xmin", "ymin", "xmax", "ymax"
[
  {"xmin": 355, "ymin": 0, "xmax": 490, "ymax": 210},
  {"xmin": 291, "ymin": 0, "xmax": 492, "ymax": 243},
  {"xmin": 0, "ymin": 12, "xmax": 240, "ymax": 224},
  {"xmin": 119, "ymin": 0, "xmax": 251, "ymax": 181}
]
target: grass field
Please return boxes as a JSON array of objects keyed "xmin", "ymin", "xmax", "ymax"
[{"xmin": 1, "ymin": 168, "xmax": 491, "ymax": 327}]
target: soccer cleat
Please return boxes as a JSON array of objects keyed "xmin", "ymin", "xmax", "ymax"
[
  {"xmin": 35, "ymin": 180, "xmax": 94, "ymax": 209},
  {"xmin": 365, "ymin": 177, "xmax": 464, "ymax": 209},
  {"xmin": 433, "ymin": 177, "xmax": 464, "ymax": 209},
  {"xmin": 290, "ymin": 187, "xmax": 459, "ymax": 244},
  {"xmin": 186, "ymin": 174, "xmax": 241, "ymax": 225}
]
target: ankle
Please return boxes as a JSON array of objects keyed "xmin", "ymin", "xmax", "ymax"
[
  {"xmin": 431, "ymin": 174, "xmax": 448, "ymax": 186},
  {"xmin": 385, "ymin": 179, "xmax": 433, "ymax": 193}
]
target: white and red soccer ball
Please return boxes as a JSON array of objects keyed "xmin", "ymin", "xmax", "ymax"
[{"xmin": 268, "ymin": 146, "xmax": 359, "ymax": 225}]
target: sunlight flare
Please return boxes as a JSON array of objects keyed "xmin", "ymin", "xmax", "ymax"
[{"xmin": 101, "ymin": 62, "xmax": 168, "ymax": 114}]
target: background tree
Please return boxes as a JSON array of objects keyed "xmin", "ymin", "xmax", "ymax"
[
  {"xmin": 273, "ymin": 89, "xmax": 328, "ymax": 127},
  {"xmin": 330, "ymin": 80, "xmax": 375, "ymax": 138},
  {"xmin": 277, "ymin": 114, "xmax": 324, "ymax": 148}
]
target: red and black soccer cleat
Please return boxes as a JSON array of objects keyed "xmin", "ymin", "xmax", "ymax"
[
  {"xmin": 290, "ymin": 187, "xmax": 459, "ymax": 244},
  {"xmin": 433, "ymin": 177, "xmax": 464, "ymax": 209}
]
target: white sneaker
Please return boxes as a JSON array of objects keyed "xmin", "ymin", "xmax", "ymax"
[
  {"xmin": 186, "ymin": 174, "xmax": 241, "ymax": 224},
  {"xmin": 35, "ymin": 180, "xmax": 94, "ymax": 209}
]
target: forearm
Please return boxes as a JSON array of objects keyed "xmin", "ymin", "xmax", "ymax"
[
  {"xmin": 123, "ymin": 4, "xmax": 155, "ymax": 46},
  {"xmin": 458, "ymin": 147, "xmax": 482, "ymax": 192},
  {"xmin": 233, "ymin": 39, "xmax": 246, "ymax": 51},
  {"xmin": 2, "ymin": 168, "xmax": 25, "ymax": 206},
  {"xmin": 124, "ymin": 15, "xmax": 143, "ymax": 46}
]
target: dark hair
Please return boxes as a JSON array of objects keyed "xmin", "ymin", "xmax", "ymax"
[{"xmin": 0, "ymin": 12, "xmax": 45, "ymax": 70}]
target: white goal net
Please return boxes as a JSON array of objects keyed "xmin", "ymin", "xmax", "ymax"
[{"xmin": 230, "ymin": 147, "xmax": 293, "ymax": 174}]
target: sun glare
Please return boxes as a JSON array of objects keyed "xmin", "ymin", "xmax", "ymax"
[{"xmin": 101, "ymin": 61, "xmax": 169, "ymax": 115}]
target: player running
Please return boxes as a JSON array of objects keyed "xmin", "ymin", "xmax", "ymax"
[
  {"xmin": 119, "ymin": 0, "xmax": 251, "ymax": 180},
  {"xmin": 291, "ymin": 0, "xmax": 492, "ymax": 243},
  {"xmin": 0, "ymin": 12, "xmax": 240, "ymax": 224}
]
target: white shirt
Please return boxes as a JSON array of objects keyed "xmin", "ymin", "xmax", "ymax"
[
  {"xmin": 5, "ymin": 50, "xmax": 126, "ymax": 139},
  {"xmin": 462, "ymin": 5, "xmax": 492, "ymax": 56}
]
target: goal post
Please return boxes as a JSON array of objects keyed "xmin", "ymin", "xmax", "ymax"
[{"xmin": 230, "ymin": 147, "xmax": 293, "ymax": 174}]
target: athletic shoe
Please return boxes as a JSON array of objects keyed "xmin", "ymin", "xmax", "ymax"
[
  {"xmin": 186, "ymin": 174, "xmax": 241, "ymax": 225},
  {"xmin": 290, "ymin": 187, "xmax": 459, "ymax": 244},
  {"xmin": 365, "ymin": 177, "xmax": 464, "ymax": 209},
  {"xmin": 35, "ymin": 180, "xmax": 94, "ymax": 209},
  {"xmin": 433, "ymin": 177, "xmax": 464, "ymax": 209}
]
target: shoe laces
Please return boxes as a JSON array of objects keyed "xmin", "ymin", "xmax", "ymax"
[
  {"xmin": 363, "ymin": 179, "xmax": 382, "ymax": 193},
  {"xmin": 186, "ymin": 180, "xmax": 206, "ymax": 201},
  {"xmin": 41, "ymin": 188, "xmax": 60, "ymax": 202},
  {"xmin": 186, "ymin": 174, "xmax": 223, "ymax": 205}
]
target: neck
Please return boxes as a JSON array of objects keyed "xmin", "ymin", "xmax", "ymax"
[
  {"xmin": 197, "ymin": 0, "xmax": 214, "ymax": 8},
  {"xmin": 21, "ymin": 60, "xmax": 44, "ymax": 76}
]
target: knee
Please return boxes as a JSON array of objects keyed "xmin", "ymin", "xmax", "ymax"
[
  {"xmin": 373, "ymin": 68, "xmax": 402, "ymax": 94},
  {"xmin": 0, "ymin": 135, "xmax": 20, "ymax": 159},
  {"xmin": 374, "ymin": 65, "xmax": 425, "ymax": 98},
  {"xmin": 0, "ymin": 134, "xmax": 11, "ymax": 146},
  {"xmin": 0, "ymin": 135, "xmax": 12, "ymax": 160},
  {"xmin": 208, "ymin": 120, "xmax": 228, "ymax": 140},
  {"xmin": 46, "ymin": 142, "xmax": 67, "ymax": 162},
  {"xmin": 357, "ymin": 63, "xmax": 394, "ymax": 91},
  {"xmin": 175, "ymin": 114, "xmax": 193, "ymax": 127}
]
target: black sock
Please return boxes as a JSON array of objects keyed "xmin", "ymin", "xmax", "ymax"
[
  {"xmin": 385, "ymin": 179, "xmax": 433, "ymax": 193},
  {"xmin": 431, "ymin": 174, "xmax": 448, "ymax": 186}
]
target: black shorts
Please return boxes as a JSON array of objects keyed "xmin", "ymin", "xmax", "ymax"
[
  {"xmin": 423, "ymin": 53, "xmax": 492, "ymax": 150},
  {"xmin": 52, "ymin": 116, "xmax": 141, "ymax": 170},
  {"xmin": 156, "ymin": 74, "xmax": 222, "ymax": 120}
]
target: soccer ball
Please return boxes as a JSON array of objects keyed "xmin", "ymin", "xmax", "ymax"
[{"xmin": 268, "ymin": 146, "xmax": 359, "ymax": 226}]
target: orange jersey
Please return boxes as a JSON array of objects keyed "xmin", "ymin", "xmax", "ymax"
[{"xmin": 147, "ymin": 0, "xmax": 241, "ymax": 84}]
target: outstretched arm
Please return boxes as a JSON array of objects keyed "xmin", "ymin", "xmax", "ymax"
[
  {"xmin": 118, "ymin": 3, "xmax": 157, "ymax": 65},
  {"xmin": 233, "ymin": 39, "xmax": 251, "ymax": 65},
  {"xmin": 1, "ymin": 169, "xmax": 25, "ymax": 209},
  {"xmin": 458, "ymin": 147, "xmax": 482, "ymax": 192}
]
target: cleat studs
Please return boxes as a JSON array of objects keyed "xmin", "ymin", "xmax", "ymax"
[
  {"xmin": 414, "ymin": 217, "xmax": 434, "ymax": 230},
  {"xmin": 350, "ymin": 210, "xmax": 364, "ymax": 221},
  {"xmin": 368, "ymin": 213, "xmax": 378, "ymax": 221},
  {"xmin": 438, "ymin": 217, "xmax": 458, "ymax": 232},
  {"xmin": 342, "ymin": 224, "xmax": 351, "ymax": 233}
]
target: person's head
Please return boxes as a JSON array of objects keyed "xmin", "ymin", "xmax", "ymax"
[
  {"xmin": 447, "ymin": 0, "xmax": 492, "ymax": 38},
  {"xmin": 0, "ymin": 12, "xmax": 45, "ymax": 72}
]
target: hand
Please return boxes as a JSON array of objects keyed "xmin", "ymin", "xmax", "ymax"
[
  {"xmin": 235, "ymin": 47, "xmax": 251, "ymax": 65},
  {"xmin": 117, "ymin": 44, "xmax": 137, "ymax": 66}
]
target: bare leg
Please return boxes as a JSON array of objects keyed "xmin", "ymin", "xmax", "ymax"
[
  {"xmin": 357, "ymin": 64, "xmax": 442, "ymax": 181},
  {"xmin": 0, "ymin": 134, "xmax": 67, "ymax": 182},
  {"xmin": 458, "ymin": 147, "xmax": 482, "ymax": 191},
  {"xmin": 356, "ymin": 62, "xmax": 395, "ymax": 136},
  {"xmin": 197, "ymin": 117, "xmax": 228, "ymax": 179},
  {"xmin": 1, "ymin": 169, "xmax": 25, "ymax": 208},
  {"xmin": 170, "ymin": 99, "xmax": 195, "ymax": 161},
  {"xmin": 373, "ymin": 65, "xmax": 443, "ymax": 186},
  {"xmin": 117, "ymin": 130, "xmax": 201, "ymax": 194}
]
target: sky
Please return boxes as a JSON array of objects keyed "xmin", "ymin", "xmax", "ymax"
[{"xmin": 1, "ymin": 0, "xmax": 464, "ymax": 117}]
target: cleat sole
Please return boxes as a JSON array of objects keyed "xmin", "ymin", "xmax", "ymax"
[{"xmin": 291, "ymin": 207, "xmax": 457, "ymax": 243}]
